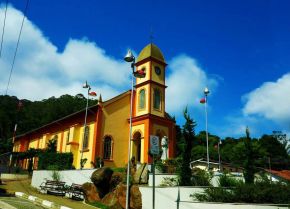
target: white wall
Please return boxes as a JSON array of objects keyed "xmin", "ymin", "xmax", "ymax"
[
  {"xmin": 179, "ymin": 202, "xmax": 288, "ymax": 209},
  {"xmin": 139, "ymin": 186, "xmax": 289, "ymax": 209},
  {"xmin": 148, "ymin": 173, "xmax": 178, "ymax": 186},
  {"xmin": 148, "ymin": 173, "xmax": 244, "ymax": 187},
  {"xmin": 31, "ymin": 169, "xmax": 96, "ymax": 188}
]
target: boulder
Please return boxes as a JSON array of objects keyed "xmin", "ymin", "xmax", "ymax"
[
  {"xmin": 101, "ymin": 183, "xmax": 142, "ymax": 209},
  {"xmin": 82, "ymin": 182, "xmax": 101, "ymax": 202},
  {"xmin": 130, "ymin": 185, "xmax": 142, "ymax": 209},
  {"xmin": 110, "ymin": 172, "xmax": 124, "ymax": 191},
  {"xmin": 133, "ymin": 163, "xmax": 148, "ymax": 184},
  {"xmin": 101, "ymin": 192, "xmax": 123, "ymax": 209},
  {"xmin": 91, "ymin": 167, "xmax": 113, "ymax": 197}
]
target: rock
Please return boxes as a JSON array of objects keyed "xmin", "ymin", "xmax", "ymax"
[
  {"xmin": 91, "ymin": 167, "xmax": 113, "ymax": 197},
  {"xmin": 101, "ymin": 189, "xmax": 123, "ymax": 209},
  {"xmin": 130, "ymin": 185, "xmax": 142, "ymax": 209},
  {"xmin": 133, "ymin": 163, "xmax": 148, "ymax": 184},
  {"xmin": 115, "ymin": 184, "xmax": 127, "ymax": 208},
  {"xmin": 81, "ymin": 182, "xmax": 101, "ymax": 202},
  {"xmin": 110, "ymin": 172, "xmax": 124, "ymax": 191},
  {"xmin": 101, "ymin": 183, "xmax": 142, "ymax": 209}
]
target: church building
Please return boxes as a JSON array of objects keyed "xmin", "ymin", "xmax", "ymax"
[{"xmin": 13, "ymin": 43, "xmax": 176, "ymax": 169}]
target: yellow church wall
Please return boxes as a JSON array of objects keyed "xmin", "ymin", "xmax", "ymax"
[
  {"xmin": 72, "ymin": 122, "xmax": 95, "ymax": 169},
  {"xmin": 28, "ymin": 138, "xmax": 39, "ymax": 149},
  {"xmin": 135, "ymin": 84, "xmax": 150, "ymax": 117},
  {"xmin": 151, "ymin": 62, "xmax": 165, "ymax": 85},
  {"xmin": 42, "ymin": 134, "xmax": 50, "ymax": 149},
  {"xmin": 136, "ymin": 62, "xmax": 150, "ymax": 85},
  {"xmin": 101, "ymin": 93, "xmax": 130, "ymax": 167},
  {"xmin": 38, "ymin": 136, "xmax": 43, "ymax": 149},
  {"xmin": 151, "ymin": 84, "xmax": 165, "ymax": 117},
  {"xmin": 13, "ymin": 141, "xmax": 20, "ymax": 152}
]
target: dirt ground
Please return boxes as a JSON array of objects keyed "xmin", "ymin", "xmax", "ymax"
[{"xmin": 0, "ymin": 179, "xmax": 97, "ymax": 209}]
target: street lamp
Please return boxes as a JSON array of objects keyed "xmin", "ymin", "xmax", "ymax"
[
  {"xmin": 124, "ymin": 49, "xmax": 135, "ymax": 209},
  {"xmin": 204, "ymin": 87, "xmax": 210, "ymax": 170},
  {"xmin": 80, "ymin": 81, "xmax": 96, "ymax": 170},
  {"xmin": 218, "ymin": 140, "xmax": 222, "ymax": 171}
]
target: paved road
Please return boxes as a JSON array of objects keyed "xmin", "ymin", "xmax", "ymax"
[{"xmin": 0, "ymin": 197, "xmax": 45, "ymax": 209}]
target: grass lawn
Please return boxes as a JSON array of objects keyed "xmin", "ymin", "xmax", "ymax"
[{"xmin": 0, "ymin": 179, "xmax": 98, "ymax": 209}]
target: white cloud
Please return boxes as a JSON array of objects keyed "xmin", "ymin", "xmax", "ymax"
[
  {"xmin": 0, "ymin": 5, "xmax": 129, "ymax": 101},
  {"xmin": 243, "ymin": 73, "xmax": 290, "ymax": 124},
  {"xmin": 0, "ymin": 5, "xmax": 218, "ymax": 116},
  {"xmin": 166, "ymin": 54, "xmax": 218, "ymax": 114}
]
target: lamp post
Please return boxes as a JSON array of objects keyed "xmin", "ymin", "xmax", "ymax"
[
  {"xmin": 124, "ymin": 49, "xmax": 135, "ymax": 209},
  {"xmin": 218, "ymin": 140, "xmax": 221, "ymax": 171},
  {"xmin": 80, "ymin": 81, "xmax": 94, "ymax": 170},
  {"xmin": 204, "ymin": 87, "xmax": 210, "ymax": 170}
]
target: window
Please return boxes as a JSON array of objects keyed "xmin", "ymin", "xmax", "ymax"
[
  {"xmin": 139, "ymin": 89, "xmax": 146, "ymax": 109},
  {"xmin": 83, "ymin": 126, "xmax": 89, "ymax": 149},
  {"xmin": 153, "ymin": 88, "xmax": 161, "ymax": 110},
  {"xmin": 103, "ymin": 136, "xmax": 112, "ymax": 160}
]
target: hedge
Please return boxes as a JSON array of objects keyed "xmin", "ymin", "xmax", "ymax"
[{"xmin": 38, "ymin": 152, "xmax": 73, "ymax": 170}]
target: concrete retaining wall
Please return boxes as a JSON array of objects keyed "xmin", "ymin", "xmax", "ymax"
[
  {"xmin": 139, "ymin": 186, "xmax": 288, "ymax": 209},
  {"xmin": 31, "ymin": 169, "xmax": 96, "ymax": 188}
]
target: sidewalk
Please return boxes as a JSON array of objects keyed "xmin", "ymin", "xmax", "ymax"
[
  {"xmin": 0, "ymin": 199, "xmax": 17, "ymax": 209},
  {"xmin": 1, "ymin": 179, "xmax": 97, "ymax": 209}
]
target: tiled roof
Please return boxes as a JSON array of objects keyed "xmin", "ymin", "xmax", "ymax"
[{"xmin": 266, "ymin": 169, "xmax": 290, "ymax": 181}]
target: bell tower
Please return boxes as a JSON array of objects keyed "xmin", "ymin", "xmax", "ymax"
[
  {"xmin": 134, "ymin": 43, "xmax": 167, "ymax": 117},
  {"xmin": 129, "ymin": 43, "xmax": 175, "ymax": 164}
]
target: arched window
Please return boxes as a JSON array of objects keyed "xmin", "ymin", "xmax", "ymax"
[
  {"xmin": 103, "ymin": 136, "xmax": 112, "ymax": 160},
  {"xmin": 83, "ymin": 126, "xmax": 90, "ymax": 149},
  {"xmin": 139, "ymin": 89, "xmax": 146, "ymax": 109},
  {"xmin": 153, "ymin": 88, "xmax": 161, "ymax": 110}
]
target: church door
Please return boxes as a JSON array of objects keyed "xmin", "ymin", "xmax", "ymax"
[{"xmin": 132, "ymin": 132, "xmax": 142, "ymax": 162}]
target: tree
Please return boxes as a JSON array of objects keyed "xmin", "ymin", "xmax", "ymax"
[
  {"xmin": 179, "ymin": 108, "xmax": 196, "ymax": 186},
  {"xmin": 259, "ymin": 134, "xmax": 289, "ymax": 169},
  {"xmin": 46, "ymin": 138, "xmax": 57, "ymax": 153},
  {"xmin": 243, "ymin": 127, "xmax": 255, "ymax": 184}
]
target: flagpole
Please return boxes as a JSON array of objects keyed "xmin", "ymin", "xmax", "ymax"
[
  {"xmin": 218, "ymin": 140, "xmax": 221, "ymax": 171},
  {"xmin": 204, "ymin": 87, "xmax": 210, "ymax": 171}
]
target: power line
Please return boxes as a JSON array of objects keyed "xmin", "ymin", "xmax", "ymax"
[
  {"xmin": 0, "ymin": 0, "xmax": 9, "ymax": 58},
  {"xmin": 5, "ymin": 0, "xmax": 30, "ymax": 95}
]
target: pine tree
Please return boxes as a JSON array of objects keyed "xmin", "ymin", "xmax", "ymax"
[
  {"xmin": 243, "ymin": 127, "xmax": 255, "ymax": 184},
  {"xmin": 179, "ymin": 107, "xmax": 196, "ymax": 186}
]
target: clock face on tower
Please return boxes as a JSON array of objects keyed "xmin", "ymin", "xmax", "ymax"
[{"xmin": 155, "ymin": 66, "xmax": 161, "ymax": 75}]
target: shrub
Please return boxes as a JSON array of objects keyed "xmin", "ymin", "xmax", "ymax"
[
  {"xmin": 155, "ymin": 160, "xmax": 166, "ymax": 173},
  {"xmin": 111, "ymin": 167, "xmax": 126, "ymax": 173},
  {"xmin": 38, "ymin": 152, "xmax": 73, "ymax": 170},
  {"xmin": 88, "ymin": 201, "xmax": 109, "ymax": 209},
  {"xmin": 218, "ymin": 174, "xmax": 242, "ymax": 187},
  {"xmin": 160, "ymin": 177, "xmax": 178, "ymax": 186},
  {"xmin": 193, "ymin": 179, "xmax": 290, "ymax": 204},
  {"xmin": 51, "ymin": 170, "xmax": 61, "ymax": 181},
  {"xmin": 191, "ymin": 169, "xmax": 212, "ymax": 186}
]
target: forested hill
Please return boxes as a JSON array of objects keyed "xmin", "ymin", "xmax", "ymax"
[{"xmin": 0, "ymin": 94, "xmax": 98, "ymax": 152}]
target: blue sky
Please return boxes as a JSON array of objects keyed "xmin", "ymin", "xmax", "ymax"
[{"xmin": 1, "ymin": 0, "xmax": 290, "ymax": 138}]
